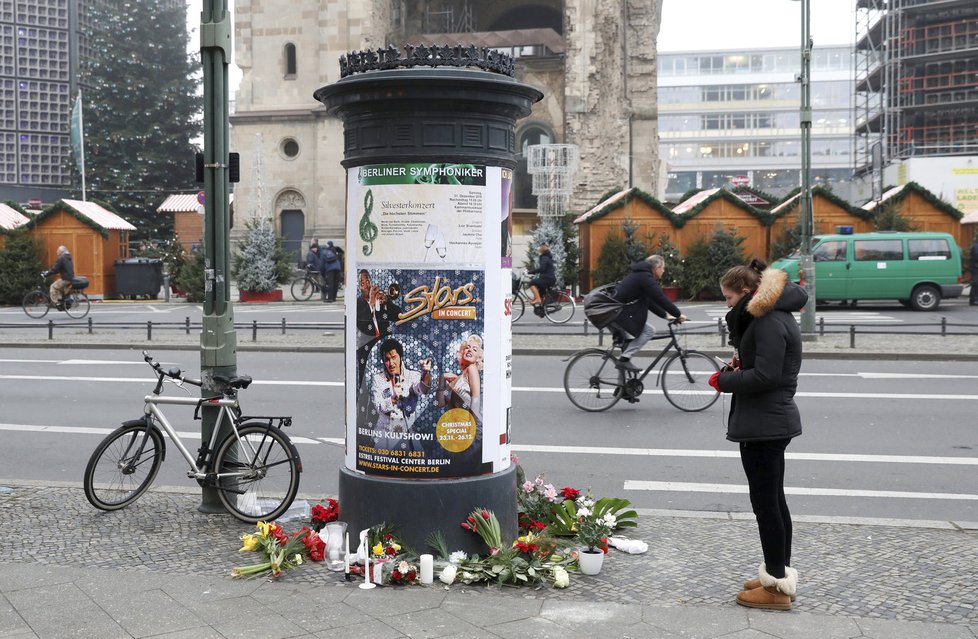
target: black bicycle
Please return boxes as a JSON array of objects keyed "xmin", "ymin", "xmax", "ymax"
[
  {"xmin": 83, "ymin": 351, "xmax": 302, "ymax": 523},
  {"xmin": 22, "ymin": 274, "xmax": 91, "ymax": 319},
  {"xmin": 290, "ymin": 267, "xmax": 324, "ymax": 301},
  {"xmin": 563, "ymin": 320, "xmax": 720, "ymax": 412},
  {"xmin": 511, "ymin": 272, "xmax": 576, "ymax": 324}
]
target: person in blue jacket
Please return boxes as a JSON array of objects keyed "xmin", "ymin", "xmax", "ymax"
[{"xmin": 321, "ymin": 240, "xmax": 342, "ymax": 302}]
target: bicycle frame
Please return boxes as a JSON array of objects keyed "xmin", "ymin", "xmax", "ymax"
[
  {"xmin": 142, "ymin": 395, "xmax": 240, "ymax": 482},
  {"xmin": 617, "ymin": 323, "xmax": 688, "ymax": 388}
]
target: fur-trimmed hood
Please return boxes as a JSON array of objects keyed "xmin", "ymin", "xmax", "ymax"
[{"xmin": 747, "ymin": 268, "xmax": 808, "ymax": 318}]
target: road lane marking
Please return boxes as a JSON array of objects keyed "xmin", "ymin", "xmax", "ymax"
[
  {"xmin": 623, "ymin": 480, "xmax": 978, "ymax": 501},
  {"xmin": 0, "ymin": 422, "xmax": 320, "ymax": 444},
  {"xmin": 512, "ymin": 444, "xmax": 978, "ymax": 465},
  {"xmin": 0, "ymin": 374, "xmax": 342, "ymax": 386}
]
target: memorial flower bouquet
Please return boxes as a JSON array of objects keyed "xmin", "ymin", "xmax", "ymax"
[
  {"xmin": 429, "ymin": 508, "xmax": 574, "ymax": 588},
  {"xmin": 232, "ymin": 521, "xmax": 316, "ymax": 579},
  {"xmin": 310, "ymin": 498, "xmax": 339, "ymax": 532}
]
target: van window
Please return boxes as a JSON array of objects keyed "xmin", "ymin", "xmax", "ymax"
[
  {"xmin": 854, "ymin": 239, "xmax": 903, "ymax": 261},
  {"xmin": 813, "ymin": 240, "xmax": 847, "ymax": 262},
  {"xmin": 908, "ymin": 238, "xmax": 950, "ymax": 260}
]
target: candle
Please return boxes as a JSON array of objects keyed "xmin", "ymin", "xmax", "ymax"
[
  {"xmin": 344, "ymin": 533, "xmax": 350, "ymax": 574},
  {"xmin": 419, "ymin": 554, "xmax": 433, "ymax": 584},
  {"xmin": 358, "ymin": 534, "xmax": 375, "ymax": 589}
]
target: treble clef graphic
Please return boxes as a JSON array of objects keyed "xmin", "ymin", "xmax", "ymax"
[{"xmin": 359, "ymin": 189, "xmax": 377, "ymax": 256}]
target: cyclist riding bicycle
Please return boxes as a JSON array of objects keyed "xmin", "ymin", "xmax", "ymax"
[
  {"xmin": 611, "ymin": 254, "xmax": 686, "ymax": 371},
  {"xmin": 525, "ymin": 243, "xmax": 556, "ymax": 316},
  {"xmin": 43, "ymin": 245, "xmax": 74, "ymax": 310}
]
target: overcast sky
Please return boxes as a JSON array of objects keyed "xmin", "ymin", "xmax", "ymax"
[{"xmin": 658, "ymin": 0, "xmax": 856, "ymax": 51}]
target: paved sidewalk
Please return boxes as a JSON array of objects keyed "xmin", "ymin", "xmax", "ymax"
[{"xmin": 1, "ymin": 482, "xmax": 976, "ymax": 639}]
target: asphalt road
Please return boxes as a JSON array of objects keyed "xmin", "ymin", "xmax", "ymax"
[{"xmin": 1, "ymin": 347, "xmax": 975, "ymax": 524}]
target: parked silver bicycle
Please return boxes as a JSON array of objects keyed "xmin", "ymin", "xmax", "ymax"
[{"xmin": 83, "ymin": 351, "xmax": 302, "ymax": 523}]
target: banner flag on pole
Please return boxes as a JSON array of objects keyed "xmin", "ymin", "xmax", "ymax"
[{"xmin": 69, "ymin": 90, "xmax": 86, "ymax": 200}]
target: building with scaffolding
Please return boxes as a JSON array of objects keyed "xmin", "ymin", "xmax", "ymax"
[
  {"xmin": 230, "ymin": 0, "xmax": 664, "ymax": 260},
  {"xmin": 853, "ymin": 0, "xmax": 978, "ymax": 214}
]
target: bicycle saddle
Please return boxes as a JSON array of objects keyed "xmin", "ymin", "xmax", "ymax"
[{"xmin": 213, "ymin": 374, "xmax": 253, "ymax": 389}]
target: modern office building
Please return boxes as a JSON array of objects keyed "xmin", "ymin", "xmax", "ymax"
[
  {"xmin": 0, "ymin": 0, "xmax": 84, "ymax": 203},
  {"xmin": 852, "ymin": 0, "xmax": 978, "ymax": 214},
  {"xmin": 657, "ymin": 46, "xmax": 854, "ymax": 203}
]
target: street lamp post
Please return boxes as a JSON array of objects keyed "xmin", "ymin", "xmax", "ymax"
[
  {"xmin": 198, "ymin": 0, "xmax": 237, "ymax": 511},
  {"xmin": 798, "ymin": 0, "xmax": 817, "ymax": 339}
]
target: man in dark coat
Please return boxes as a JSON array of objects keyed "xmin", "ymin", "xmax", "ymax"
[
  {"xmin": 970, "ymin": 237, "xmax": 978, "ymax": 305},
  {"xmin": 44, "ymin": 245, "xmax": 74, "ymax": 308},
  {"xmin": 611, "ymin": 254, "xmax": 685, "ymax": 371}
]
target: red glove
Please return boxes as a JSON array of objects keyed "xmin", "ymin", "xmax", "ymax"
[{"xmin": 708, "ymin": 371, "xmax": 722, "ymax": 392}]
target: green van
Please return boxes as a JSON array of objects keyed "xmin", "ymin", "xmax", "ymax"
[{"xmin": 771, "ymin": 231, "xmax": 964, "ymax": 311}]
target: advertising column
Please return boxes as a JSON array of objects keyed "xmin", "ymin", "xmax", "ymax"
[{"xmin": 346, "ymin": 163, "xmax": 513, "ymax": 480}]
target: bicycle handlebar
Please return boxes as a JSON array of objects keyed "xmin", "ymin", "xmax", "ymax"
[{"xmin": 142, "ymin": 350, "xmax": 202, "ymax": 389}]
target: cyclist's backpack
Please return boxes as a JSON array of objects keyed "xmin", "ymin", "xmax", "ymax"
[
  {"xmin": 322, "ymin": 246, "xmax": 339, "ymax": 264},
  {"xmin": 583, "ymin": 281, "xmax": 625, "ymax": 329}
]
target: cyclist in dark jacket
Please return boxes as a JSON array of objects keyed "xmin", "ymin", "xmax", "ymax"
[
  {"xmin": 611, "ymin": 255, "xmax": 685, "ymax": 371},
  {"xmin": 43, "ymin": 245, "xmax": 74, "ymax": 307},
  {"xmin": 710, "ymin": 259, "xmax": 807, "ymax": 611},
  {"xmin": 526, "ymin": 243, "xmax": 556, "ymax": 315}
]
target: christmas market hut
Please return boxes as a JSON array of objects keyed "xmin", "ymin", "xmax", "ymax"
[
  {"xmin": 28, "ymin": 199, "xmax": 136, "ymax": 299},
  {"xmin": 573, "ymin": 187, "xmax": 679, "ymax": 292},
  {"xmin": 861, "ymin": 182, "xmax": 966, "ymax": 246},
  {"xmin": 768, "ymin": 186, "xmax": 874, "ymax": 259},
  {"xmin": 156, "ymin": 193, "xmax": 204, "ymax": 253},
  {"xmin": 670, "ymin": 188, "xmax": 770, "ymax": 259}
]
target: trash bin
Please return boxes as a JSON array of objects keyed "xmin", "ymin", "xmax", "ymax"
[{"xmin": 114, "ymin": 258, "xmax": 164, "ymax": 299}]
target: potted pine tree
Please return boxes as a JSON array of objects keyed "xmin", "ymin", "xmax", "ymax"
[{"xmin": 232, "ymin": 217, "xmax": 293, "ymax": 302}]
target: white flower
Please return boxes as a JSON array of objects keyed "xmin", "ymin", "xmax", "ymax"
[
  {"xmin": 449, "ymin": 551, "xmax": 467, "ymax": 565},
  {"xmin": 552, "ymin": 566, "xmax": 569, "ymax": 588},
  {"xmin": 397, "ymin": 560, "xmax": 410, "ymax": 574},
  {"xmin": 577, "ymin": 506, "xmax": 591, "ymax": 518},
  {"xmin": 461, "ymin": 571, "xmax": 477, "ymax": 584},
  {"xmin": 439, "ymin": 564, "xmax": 457, "ymax": 584},
  {"xmin": 602, "ymin": 513, "xmax": 618, "ymax": 528}
]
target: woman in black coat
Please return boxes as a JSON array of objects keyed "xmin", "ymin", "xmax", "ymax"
[{"xmin": 710, "ymin": 259, "xmax": 807, "ymax": 611}]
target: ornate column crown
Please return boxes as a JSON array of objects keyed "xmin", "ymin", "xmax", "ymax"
[{"xmin": 339, "ymin": 44, "xmax": 515, "ymax": 78}]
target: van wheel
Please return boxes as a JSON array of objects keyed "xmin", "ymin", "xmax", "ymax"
[{"xmin": 910, "ymin": 284, "xmax": 940, "ymax": 312}]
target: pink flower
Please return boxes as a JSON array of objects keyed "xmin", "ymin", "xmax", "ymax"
[{"xmin": 522, "ymin": 481, "xmax": 534, "ymax": 493}]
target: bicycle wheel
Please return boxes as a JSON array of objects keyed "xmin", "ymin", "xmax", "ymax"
[
  {"xmin": 291, "ymin": 276, "xmax": 314, "ymax": 301},
  {"xmin": 660, "ymin": 350, "xmax": 720, "ymax": 412},
  {"xmin": 563, "ymin": 348, "xmax": 625, "ymax": 412},
  {"xmin": 22, "ymin": 290, "xmax": 49, "ymax": 318},
  {"xmin": 64, "ymin": 292, "xmax": 90, "ymax": 319},
  {"xmin": 84, "ymin": 421, "xmax": 164, "ymax": 511},
  {"xmin": 544, "ymin": 291, "xmax": 576, "ymax": 324},
  {"xmin": 512, "ymin": 293, "xmax": 525, "ymax": 323},
  {"xmin": 215, "ymin": 423, "xmax": 301, "ymax": 523}
]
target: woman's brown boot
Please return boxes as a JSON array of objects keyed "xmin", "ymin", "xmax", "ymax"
[
  {"xmin": 736, "ymin": 564, "xmax": 797, "ymax": 610},
  {"xmin": 743, "ymin": 564, "xmax": 797, "ymax": 601}
]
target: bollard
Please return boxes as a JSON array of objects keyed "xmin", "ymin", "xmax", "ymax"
[
  {"xmin": 281, "ymin": 317, "xmax": 286, "ymax": 335},
  {"xmin": 252, "ymin": 320, "xmax": 258, "ymax": 342},
  {"xmin": 48, "ymin": 319, "xmax": 53, "ymax": 340},
  {"xmin": 718, "ymin": 318, "xmax": 727, "ymax": 347},
  {"xmin": 941, "ymin": 316, "xmax": 946, "ymax": 336},
  {"xmin": 818, "ymin": 316, "xmax": 824, "ymax": 336},
  {"xmin": 88, "ymin": 317, "xmax": 93, "ymax": 334},
  {"xmin": 163, "ymin": 273, "xmax": 170, "ymax": 303},
  {"xmin": 598, "ymin": 328, "xmax": 605, "ymax": 346},
  {"xmin": 185, "ymin": 316, "xmax": 191, "ymax": 335},
  {"xmin": 147, "ymin": 321, "xmax": 152, "ymax": 341},
  {"xmin": 849, "ymin": 324, "xmax": 855, "ymax": 348}
]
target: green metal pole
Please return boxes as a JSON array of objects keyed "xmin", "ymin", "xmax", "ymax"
[
  {"xmin": 198, "ymin": 0, "xmax": 237, "ymax": 512},
  {"xmin": 799, "ymin": 0, "xmax": 817, "ymax": 339}
]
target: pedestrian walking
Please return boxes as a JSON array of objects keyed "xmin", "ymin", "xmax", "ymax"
[
  {"xmin": 969, "ymin": 237, "xmax": 978, "ymax": 306},
  {"xmin": 322, "ymin": 240, "xmax": 342, "ymax": 302},
  {"xmin": 708, "ymin": 258, "xmax": 807, "ymax": 610}
]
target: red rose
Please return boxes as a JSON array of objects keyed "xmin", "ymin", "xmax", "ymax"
[
  {"xmin": 385, "ymin": 546, "xmax": 397, "ymax": 555},
  {"xmin": 407, "ymin": 570, "xmax": 417, "ymax": 582},
  {"xmin": 561, "ymin": 487, "xmax": 581, "ymax": 501},
  {"xmin": 392, "ymin": 570, "xmax": 402, "ymax": 580},
  {"xmin": 384, "ymin": 533, "xmax": 392, "ymax": 541}
]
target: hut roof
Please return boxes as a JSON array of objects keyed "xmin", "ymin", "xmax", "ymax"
[
  {"xmin": 32, "ymin": 199, "xmax": 136, "ymax": 239},
  {"xmin": 0, "ymin": 202, "xmax": 30, "ymax": 231},
  {"xmin": 573, "ymin": 187, "xmax": 676, "ymax": 225},
  {"xmin": 672, "ymin": 188, "xmax": 770, "ymax": 223},
  {"xmin": 157, "ymin": 193, "xmax": 201, "ymax": 213},
  {"xmin": 861, "ymin": 182, "xmax": 963, "ymax": 220},
  {"xmin": 771, "ymin": 185, "xmax": 871, "ymax": 220}
]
